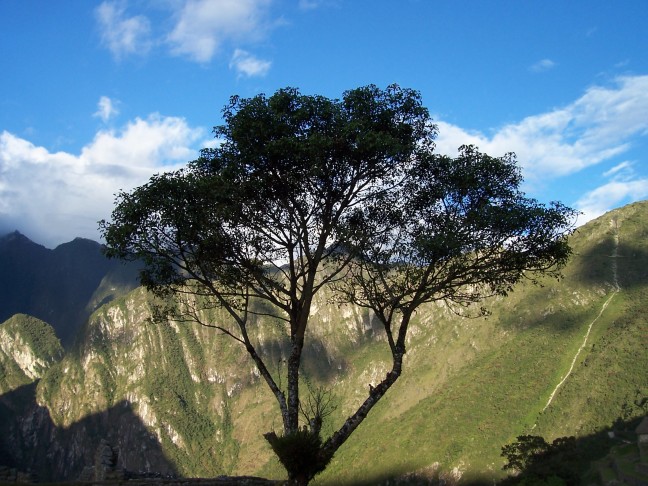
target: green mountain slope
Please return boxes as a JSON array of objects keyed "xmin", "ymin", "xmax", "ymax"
[
  {"xmin": 533, "ymin": 202, "xmax": 648, "ymax": 438},
  {"xmin": 0, "ymin": 314, "xmax": 62, "ymax": 394},
  {"xmin": 1, "ymin": 201, "xmax": 646, "ymax": 483},
  {"xmin": 314, "ymin": 201, "xmax": 648, "ymax": 484}
]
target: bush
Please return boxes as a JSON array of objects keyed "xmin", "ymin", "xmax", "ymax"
[{"xmin": 264, "ymin": 428, "xmax": 330, "ymax": 483}]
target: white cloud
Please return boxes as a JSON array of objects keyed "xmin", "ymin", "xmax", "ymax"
[
  {"xmin": 93, "ymin": 96, "xmax": 120, "ymax": 122},
  {"xmin": 167, "ymin": 0, "xmax": 272, "ymax": 62},
  {"xmin": 96, "ymin": 1, "xmax": 152, "ymax": 60},
  {"xmin": 603, "ymin": 161, "xmax": 634, "ymax": 179},
  {"xmin": 574, "ymin": 159, "xmax": 647, "ymax": 224},
  {"xmin": 0, "ymin": 115, "xmax": 203, "ymax": 247},
  {"xmin": 94, "ymin": 0, "xmax": 276, "ymax": 67},
  {"xmin": 229, "ymin": 49, "xmax": 271, "ymax": 77},
  {"xmin": 433, "ymin": 121, "xmax": 490, "ymax": 157},
  {"xmin": 575, "ymin": 179, "xmax": 648, "ymax": 224},
  {"xmin": 529, "ymin": 59, "xmax": 556, "ymax": 72},
  {"xmin": 435, "ymin": 75, "xmax": 648, "ymax": 185}
]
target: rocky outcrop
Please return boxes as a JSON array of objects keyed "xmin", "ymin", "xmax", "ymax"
[
  {"xmin": 78, "ymin": 439, "xmax": 125, "ymax": 481},
  {"xmin": 0, "ymin": 314, "xmax": 62, "ymax": 394}
]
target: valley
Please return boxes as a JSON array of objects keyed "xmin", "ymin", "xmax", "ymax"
[{"xmin": 0, "ymin": 201, "xmax": 646, "ymax": 484}]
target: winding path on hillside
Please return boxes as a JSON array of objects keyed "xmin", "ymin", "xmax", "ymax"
[{"xmin": 540, "ymin": 219, "xmax": 621, "ymax": 413}]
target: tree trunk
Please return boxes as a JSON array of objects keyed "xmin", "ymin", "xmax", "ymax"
[
  {"xmin": 286, "ymin": 289, "xmax": 314, "ymax": 433},
  {"xmin": 286, "ymin": 344, "xmax": 302, "ymax": 432}
]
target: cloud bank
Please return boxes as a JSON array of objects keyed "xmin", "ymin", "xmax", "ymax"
[
  {"xmin": 434, "ymin": 75, "xmax": 648, "ymax": 223},
  {"xmin": 1, "ymin": 76, "xmax": 647, "ymax": 246},
  {"xmin": 0, "ymin": 115, "xmax": 203, "ymax": 247}
]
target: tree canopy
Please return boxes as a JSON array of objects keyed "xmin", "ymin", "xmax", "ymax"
[{"xmin": 100, "ymin": 84, "xmax": 575, "ymax": 485}]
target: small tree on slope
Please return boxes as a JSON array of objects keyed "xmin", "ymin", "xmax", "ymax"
[{"xmin": 100, "ymin": 85, "xmax": 575, "ymax": 485}]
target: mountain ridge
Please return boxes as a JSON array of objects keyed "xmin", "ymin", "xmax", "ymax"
[
  {"xmin": 0, "ymin": 230, "xmax": 140, "ymax": 347},
  {"xmin": 0, "ymin": 201, "xmax": 646, "ymax": 483}
]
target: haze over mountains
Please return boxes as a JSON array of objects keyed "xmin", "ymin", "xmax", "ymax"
[{"xmin": 0, "ymin": 201, "xmax": 646, "ymax": 484}]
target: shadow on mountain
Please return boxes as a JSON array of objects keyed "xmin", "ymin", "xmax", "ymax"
[
  {"xmin": 0, "ymin": 231, "xmax": 141, "ymax": 347},
  {"xmin": 571, "ymin": 236, "xmax": 648, "ymax": 290},
  {"xmin": 615, "ymin": 242, "xmax": 648, "ymax": 289},
  {"xmin": 314, "ymin": 415, "xmax": 646, "ymax": 485},
  {"xmin": 496, "ymin": 234, "xmax": 648, "ymax": 336},
  {"xmin": 0, "ymin": 381, "xmax": 177, "ymax": 481},
  {"xmin": 493, "ymin": 415, "xmax": 647, "ymax": 486},
  {"xmin": 497, "ymin": 289, "xmax": 608, "ymax": 336}
]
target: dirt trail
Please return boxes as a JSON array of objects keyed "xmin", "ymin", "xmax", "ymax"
[{"xmin": 539, "ymin": 218, "xmax": 621, "ymax": 414}]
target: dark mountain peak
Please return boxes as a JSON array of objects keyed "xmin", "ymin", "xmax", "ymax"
[
  {"xmin": 0, "ymin": 232, "xmax": 49, "ymax": 262},
  {"xmin": 1, "ymin": 230, "xmax": 26, "ymax": 240},
  {"xmin": 0, "ymin": 232, "xmax": 138, "ymax": 348},
  {"xmin": 56, "ymin": 237, "xmax": 101, "ymax": 248},
  {"xmin": 0, "ymin": 231, "xmax": 43, "ymax": 249},
  {"xmin": 53, "ymin": 237, "xmax": 103, "ymax": 258}
]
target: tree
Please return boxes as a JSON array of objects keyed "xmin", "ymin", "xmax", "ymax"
[
  {"xmin": 100, "ymin": 85, "xmax": 575, "ymax": 485},
  {"xmin": 501, "ymin": 435, "xmax": 581, "ymax": 485},
  {"xmin": 502, "ymin": 435, "xmax": 550, "ymax": 473}
]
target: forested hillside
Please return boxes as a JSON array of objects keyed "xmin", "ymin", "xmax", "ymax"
[{"xmin": 0, "ymin": 201, "xmax": 646, "ymax": 483}]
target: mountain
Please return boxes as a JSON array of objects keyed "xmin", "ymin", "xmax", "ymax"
[
  {"xmin": 0, "ymin": 314, "xmax": 62, "ymax": 394},
  {"xmin": 0, "ymin": 201, "xmax": 646, "ymax": 483},
  {"xmin": 319, "ymin": 200, "xmax": 648, "ymax": 484},
  {"xmin": 0, "ymin": 231, "xmax": 140, "ymax": 347}
]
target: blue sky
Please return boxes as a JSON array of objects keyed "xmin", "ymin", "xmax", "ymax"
[{"xmin": 1, "ymin": 0, "xmax": 647, "ymax": 248}]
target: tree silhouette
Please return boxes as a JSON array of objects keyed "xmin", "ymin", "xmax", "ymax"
[{"xmin": 101, "ymin": 85, "xmax": 575, "ymax": 485}]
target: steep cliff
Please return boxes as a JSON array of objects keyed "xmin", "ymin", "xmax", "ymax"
[{"xmin": 35, "ymin": 285, "xmax": 386, "ymax": 479}]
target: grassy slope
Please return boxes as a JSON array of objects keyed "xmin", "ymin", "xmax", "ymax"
[
  {"xmin": 307, "ymin": 201, "xmax": 648, "ymax": 484},
  {"xmin": 533, "ymin": 202, "xmax": 648, "ymax": 437}
]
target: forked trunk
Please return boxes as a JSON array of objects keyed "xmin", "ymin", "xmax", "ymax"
[
  {"xmin": 265, "ymin": 350, "xmax": 406, "ymax": 484},
  {"xmin": 267, "ymin": 299, "xmax": 409, "ymax": 484}
]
